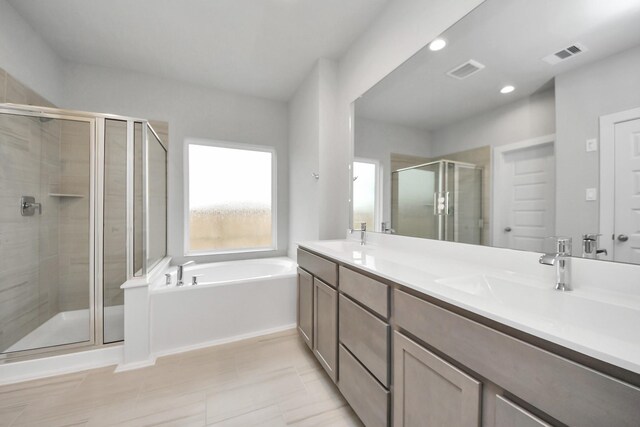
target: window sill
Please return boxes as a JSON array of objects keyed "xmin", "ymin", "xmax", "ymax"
[{"xmin": 184, "ymin": 247, "xmax": 277, "ymax": 257}]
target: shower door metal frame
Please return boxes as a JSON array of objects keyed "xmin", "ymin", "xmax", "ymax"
[
  {"xmin": 142, "ymin": 123, "xmax": 168, "ymax": 273},
  {"xmin": 0, "ymin": 105, "xmax": 98, "ymax": 361},
  {"xmin": 0, "ymin": 103, "xmax": 166, "ymax": 362}
]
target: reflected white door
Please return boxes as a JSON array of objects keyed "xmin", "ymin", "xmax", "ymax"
[
  {"xmin": 613, "ymin": 118, "xmax": 640, "ymax": 263},
  {"xmin": 495, "ymin": 141, "xmax": 555, "ymax": 252}
]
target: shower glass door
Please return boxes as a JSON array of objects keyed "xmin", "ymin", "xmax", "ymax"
[
  {"xmin": 393, "ymin": 163, "xmax": 441, "ymax": 238},
  {"xmin": 0, "ymin": 110, "xmax": 94, "ymax": 355}
]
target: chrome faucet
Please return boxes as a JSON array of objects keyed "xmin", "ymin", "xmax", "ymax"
[
  {"xmin": 177, "ymin": 261, "xmax": 195, "ymax": 287},
  {"xmin": 360, "ymin": 222, "xmax": 366, "ymax": 245},
  {"xmin": 582, "ymin": 233, "xmax": 607, "ymax": 259},
  {"xmin": 539, "ymin": 237, "xmax": 572, "ymax": 291}
]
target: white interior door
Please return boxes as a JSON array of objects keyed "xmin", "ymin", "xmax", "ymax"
[
  {"xmin": 613, "ymin": 118, "xmax": 640, "ymax": 263},
  {"xmin": 495, "ymin": 141, "xmax": 555, "ymax": 252}
]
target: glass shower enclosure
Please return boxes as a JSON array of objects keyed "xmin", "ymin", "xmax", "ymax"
[
  {"xmin": 392, "ymin": 160, "xmax": 483, "ymax": 244},
  {"xmin": 0, "ymin": 104, "xmax": 167, "ymax": 360}
]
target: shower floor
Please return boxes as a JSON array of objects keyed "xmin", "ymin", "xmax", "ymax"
[{"xmin": 6, "ymin": 305, "xmax": 124, "ymax": 353}]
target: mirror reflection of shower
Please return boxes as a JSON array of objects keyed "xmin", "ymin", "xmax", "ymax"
[{"xmin": 392, "ymin": 160, "xmax": 483, "ymax": 245}]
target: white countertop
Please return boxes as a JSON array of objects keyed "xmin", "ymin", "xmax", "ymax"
[{"xmin": 299, "ymin": 236, "xmax": 640, "ymax": 376}]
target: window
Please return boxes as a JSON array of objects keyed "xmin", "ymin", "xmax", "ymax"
[
  {"xmin": 185, "ymin": 140, "xmax": 276, "ymax": 254},
  {"xmin": 352, "ymin": 158, "xmax": 382, "ymax": 230}
]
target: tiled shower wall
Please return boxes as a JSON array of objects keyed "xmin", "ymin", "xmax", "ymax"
[
  {"xmin": 57, "ymin": 120, "xmax": 91, "ymax": 312},
  {"xmin": 0, "ymin": 67, "xmax": 61, "ymax": 351},
  {"xmin": 0, "ymin": 68, "xmax": 91, "ymax": 351}
]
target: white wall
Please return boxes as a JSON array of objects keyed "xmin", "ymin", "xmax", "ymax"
[
  {"xmin": 317, "ymin": 59, "xmax": 340, "ymax": 239},
  {"xmin": 288, "ymin": 62, "xmax": 321, "ymax": 257},
  {"xmin": 555, "ymin": 46, "xmax": 640, "ymax": 248},
  {"xmin": 62, "ymin": 63, "xmax": 289, "ymax": 264},
  {"xmin": 354, "ymin": 117, "xmax": 431, "ymax": 223},
  {"xmin": 0, "ymin": 0, "xmax": 64, "ymax": 105},
  {"xmin": 287, "ymin": 58, "xmax": 339, "ymax": 258},
  {"xmin": 430, "ymin": 89, "xmax": 556, "ymax": 157}
]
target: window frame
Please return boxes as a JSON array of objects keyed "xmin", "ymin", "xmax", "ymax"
[
  {"xmin": 352, "ymin": 157, "xmax": 383, "ymax": 231},
  {"xmin": 183, "ymin": 138, "xmax": 277, "ymax": 256}
]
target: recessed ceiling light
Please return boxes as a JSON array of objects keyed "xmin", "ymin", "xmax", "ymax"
[
  {"xmin": 500, "ymin": 85, "xmax": 515, "ymax": 94},
  {"xmin": 429, "ymin": 38, "xmax": 447, "ymax": 51}
]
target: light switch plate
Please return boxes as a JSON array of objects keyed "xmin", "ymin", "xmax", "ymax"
[
  {"xmin": 586, "ymin": 138, "xmax": 598, "ymax": 152},
  {"xmin": 586, "ymin": 188, "xmax": 597, "ymax": 201}
]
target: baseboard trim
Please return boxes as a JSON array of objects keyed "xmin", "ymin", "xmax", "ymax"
[
  {"xmin": 152, "ymin": 323, "xmax": 297, "ymax": 359},
  {"xmin": 0, "ymin": 345, "xmax": 123, "ymax": 386}
]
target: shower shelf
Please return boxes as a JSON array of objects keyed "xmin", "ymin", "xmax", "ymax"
[{"xmin": 48, "ymin": 193, "xmax": 84, "ymax": 198}]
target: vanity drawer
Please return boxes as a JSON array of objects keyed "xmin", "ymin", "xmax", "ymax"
[
  {"xmin": 495, "ymin": 395, "xmax": 551, "ymax": 427},
  {"xmin": 339, "ymin": 266, "xmax": 389, "ymax": 318},
  {"xmin": 394, "ymin": 289, "xmax": 640, "ymax": 427},
  {"xmin": 297, "ymin": 248, "xmax": 337, "ymax": 288},
  {"xmin": 339, "ymin": 294, "xmax": 390, "ymax": 387},
  {"xmin": 339, "ymin": 344, "xmax": 389, "ymax": 427}
]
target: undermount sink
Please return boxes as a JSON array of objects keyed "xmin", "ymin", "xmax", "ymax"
[
  {"xmin": 434, "ymin": 274, "xmax": 640, "ymax": 345},
  {"xmin": 435, "ymin": 274, "xmax": 502, "ymax": 297}
]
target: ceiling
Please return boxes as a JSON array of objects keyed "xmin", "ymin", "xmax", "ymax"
[
  {"xmin": 355, "ymin": 0, "xmax": 640, "ymax": 131},
  {"xmin": 9, "ymin": 0, "xmax": 389, "ymax": 101}
]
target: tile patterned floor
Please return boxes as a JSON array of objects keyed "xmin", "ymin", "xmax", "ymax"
[{"xmin": 0, "ymin": 329, "xmax": 363, "ymax": 426}]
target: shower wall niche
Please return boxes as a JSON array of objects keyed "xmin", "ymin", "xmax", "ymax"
[{"xmin": 0, "ymin": 101, "xmax": 168, "ymax": 359}]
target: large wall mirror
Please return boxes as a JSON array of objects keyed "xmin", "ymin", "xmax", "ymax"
[{"xmin": 351, "ymin": 0, "xmax": 640, "ymax": 264}]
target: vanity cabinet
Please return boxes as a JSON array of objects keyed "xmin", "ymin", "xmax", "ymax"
[
  {"xmin": 296, "ymin": 248, "xmax": 338, "ymax": 382},
  {"xmin": 313, "ymin": 278, "xmax": 338, "ymax": 382},
  {"xmin": 296, "ymin": 268, "xmax": 313, "ymax": 349},
  {"xmin": 297, "ymin": 246, "xmax": 640, "ymax": 427},
  {"xmin": 339, "ymin": 344, "xmax": 390, "ymax": 427},
  {"xmin": 394, "ymin": 289, "xmax": 640, "ymax": 427},
  {"xmin": 393, "ymin": 331, "xmax": 481, "ymax": 426},
  {"xmin": 337, "ymin": 266, "xmax": 391, "ymax": 426},
  {"xmin": 494, "ymin": 396, "xmax": 551, "ymax": 427}
]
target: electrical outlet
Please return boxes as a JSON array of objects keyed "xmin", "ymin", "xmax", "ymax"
[
  {"xmin": 586, "ymin": 138, "xmax": 598, "ymax": 152},
  {"xmin": 586, "ymin": 188, "xmax": 597, "ymax": 201}
]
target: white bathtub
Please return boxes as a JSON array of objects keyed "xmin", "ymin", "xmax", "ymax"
[{"xmin": 149, "ymin": 257, "xmax": 297, "ymax": 355}]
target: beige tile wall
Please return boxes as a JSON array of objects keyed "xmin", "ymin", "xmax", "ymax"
[
  {"xmin": 0, "ymin": 114, "xmax": 50, "ymax": 351},
  {"xmin": 57, "ymin": 120, "xmax": 92, "ymax": 312},
  {"xmin": 0, "ymin": 68, "xmax": 89, "ymax": 351},
  {"xmin": 1, "ymin": 67, "xmax": 55, "ymax": 107}
]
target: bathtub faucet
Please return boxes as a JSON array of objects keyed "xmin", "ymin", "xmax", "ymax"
[{"xmin": 177, "ymin": 261, "xmax": 195, "ymax": 287}]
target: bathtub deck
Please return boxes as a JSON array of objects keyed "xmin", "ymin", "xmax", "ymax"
[{"xmin": 0, "ymin": 329, "xmax": 362, "ymax": 426}]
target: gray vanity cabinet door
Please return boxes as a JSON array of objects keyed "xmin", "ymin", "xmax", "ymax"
[
  {"xmin": 495, "ymin": 396, "xmax": 551, "ymax": 427},
  {"xmin": 394, "ymin": 331, "xmax": 481, "ymax": 427},
  {"xmin": 297, "ymin": 268, "xmax": 313, "ymax": 349},
  {"xmin": 313, "ymin": 278, "xmax": 338, "ymax": 382}
]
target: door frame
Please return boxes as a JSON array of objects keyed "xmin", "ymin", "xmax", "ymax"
[
  {"xmin": 599, "ymin": 107, "xmax": 640, "ymax": 261},
  {"xmin": 491, "ymin": 134, "xmax": 556, "ymax": 248}
]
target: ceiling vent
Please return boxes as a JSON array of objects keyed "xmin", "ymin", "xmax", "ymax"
[
  {"xmin": 447, "ymin": 60, "xmax": 485, "ymax": 80},
  {"xmin": 543, "ymin": 43, "xmax": 588, "ymax": 65}
]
